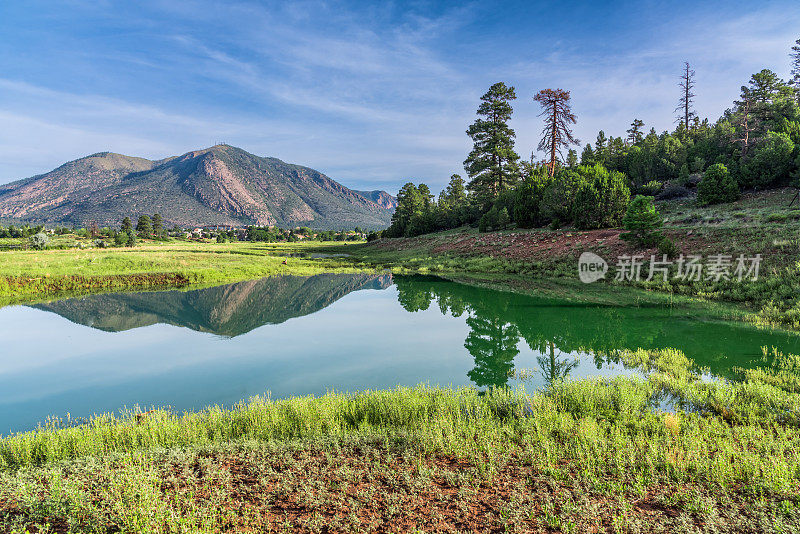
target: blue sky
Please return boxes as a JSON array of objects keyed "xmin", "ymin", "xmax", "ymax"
[{"xmin": 0, "ymin": 1, "xmax": 798, "ymax": 193}]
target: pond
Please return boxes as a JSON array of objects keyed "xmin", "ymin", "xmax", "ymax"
[{"xmin": 1, "ymin": 273, "xmax": 798, "ymax": 435}]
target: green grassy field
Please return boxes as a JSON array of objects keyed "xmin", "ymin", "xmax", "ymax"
[
  {"xmin": 0, "ymin": 240, "xmax": 371, "ymax": 304},
  {"xmin": 339, "ymin": 189, "xmax": 800, "ymax": 329},
  {"xmin": 1, "ymin": 348, "xmax": 799, "ymax": 532}
]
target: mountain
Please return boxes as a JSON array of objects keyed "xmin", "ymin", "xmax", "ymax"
[
  {"xmin": 354, "ymin": 190, "xmax": 398, "ymax": 211},
  {"xmin": 33, "ymin": 273, "xmax": 394, "ymax": 337},
  {"xmin": 0, "ymin": 145, "xmax": 393, "ymax": 229}
]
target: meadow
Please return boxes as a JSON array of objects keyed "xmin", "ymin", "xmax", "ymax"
[
  {"xmin": 0, "ymin": 240, "xmax": 369, "ymax": 304},
  {"xmin": 1, "ymin": 347, "xmax": 799, "ymax": 532}
]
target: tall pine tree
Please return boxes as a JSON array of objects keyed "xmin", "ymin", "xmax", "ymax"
[{"xmin": 464, "ymin": 82, "xmax": 520, "ymax": 204}]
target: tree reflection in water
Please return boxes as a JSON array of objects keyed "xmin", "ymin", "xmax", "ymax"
[{"xmin": 392, "ymin": 274, "xmax": 793, "ymax": 389}]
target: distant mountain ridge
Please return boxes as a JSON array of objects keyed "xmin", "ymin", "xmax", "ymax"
[
  {"xmin": 353, "ymin": 190, "xmax": 398, "ymax": 211},
  {"xmin": 0, "ymin": 145, "xmax": 396, "ymax": 229}
]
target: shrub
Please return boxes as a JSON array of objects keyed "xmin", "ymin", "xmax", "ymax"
[
  {"xmin": 28, "ymin": 232, "xmax": 49, "ymax": 250},
  {"xmin": 658, "ymin": 236, "xmax": 679, "ymax": 258},
  {"xmin": 690, "ymin": 157, "xmax": 706, "ymax": 173},
  {"xmin": 621, "ymin": 195, "xmax": 662, "ymax": 247},
  {"xmin": 678, "ymin": 163, "xmax": 690, "ymax": 185},
  {"xmin": 93, "ymin": 239, "xmax": 108, "ymax": 248},
  {"xmin": 114, "ymin": 232, "xmax": 129, "ymax": 246},
  {"xmin": 513, "ymin": 166, "xmax": 552, "ymax": 228},
  {"xmin": 571, "ymin": 164, "xmax": 630, "ymax": 229},
  {"xmin": 698, "ymin": 163, "xmax": 739, "ymax": 205},
  {"xmin": 479, "ymin": 206, "xmax": 497, "ymax": 233},
  {"xmin": 496, "ymin": 207, "xmax": 510, "ymax": 229},
  {"xmin": 639, "ymin": 180, "xmax": 662, "ymax": 196},
  {"xmin": 656, "ymin": 183, "xmax": 691, "ymax": 200},
  {"xmin": 542, "ymin": 168, "xmax": 583, "ymax": 224},
  {"xmin": 366, "ymin": 231, "xmax": 381, "ymax": 242},
  {"xmin": 739, "ymin": 132, "xmax": 795, "ymax": 189}
]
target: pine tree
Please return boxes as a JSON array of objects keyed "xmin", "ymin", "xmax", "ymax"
[
  {"xmin": 464, "ymin": 82, "xmax": 520, "ymax": 203},
  {"xmin": 566, "ymin": 149, "xmax": 578, "ymax": 168},
  {"xmin": 441, "ymin": 174, "xmax": 466, "ymax": 208},
  {"xmin": 387, "ymin": 182, "xmax": 424, "ymax": 236},
  {"xmin": 626, "ymin": 119, "xmax": 645, "ymax": 145},
  {"xmin": 533, "ymin": 88, "xmax": 579, "ymax": 177},
  {"xmin": 152, "ymin": 213, "xmax": 163, "ymax": 238},
  {"xmin": 675, "ymin": 62, "xmax": 697, "ymax": 132},
  {"xmin": 136, "ymin": 215, "xmax": 152, "ymax": 238},
  {"xmin": 580, "ymin": 144, "xmax": 595, "ymax": 165},
  {"xmin": 594, "ymin": 131, "xmax": 608, "ymax": 163},
  {"xmin": 120, "ymin": 217, "xmax": 132, "ymax": 233}
]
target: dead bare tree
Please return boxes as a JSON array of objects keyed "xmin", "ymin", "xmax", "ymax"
[
  {"xmin": 533, "ymin": 89, "xmax": 579, "ymax": 177},
  {"xmin": 736, "ymin": 93, "xmax": 757, "ymax": 157},
  {"xmin": 675, "ymin": 62, "xmax": 697, "ymax": 131}
]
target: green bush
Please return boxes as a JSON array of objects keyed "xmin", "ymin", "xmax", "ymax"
[
  {"xmin": 28, "ymin": 232, "xmax": 49, "ymax": 250},
  {"xmin": 114, "ymin": 231, "xmax": 129, "ymax": 247},
  {"xmin": 678, "ymin": 163, "xmax": 690, "ymax": 186},
  {"xmin": 698, "ymin": 163, "xmax": 739, "ymax": 205},
  {"xmin": 658, "ymin": 236, "xmax": 679, "ymax": 258},
  {"xmin": 569, "ymin": 164, "xmax": 631, "ymax": 230},
  {"xmin": 621, "ymin": 195, "xmax": 662, "ymax": 247},
  {"xmin": 639, "ymin": 180, "xmax": 662, "ymax": 196},
  {"xmin": 479, "ymin": 206, "xmax": 510, "ymax": 232},
  {"xmin": 513, "ymin": 166, "xmax": 551, "ymax": 228},
  {"xmin": 739, "ymin": 132, "xmax": 795, "ymax": 189}
]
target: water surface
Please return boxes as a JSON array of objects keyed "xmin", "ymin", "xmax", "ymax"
[{"xmin": 1, "ymin": 273, "xmax": 797, "ymax": 435}]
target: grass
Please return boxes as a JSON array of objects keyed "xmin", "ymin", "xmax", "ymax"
[
  {"xmin": 0, "ymin": 240, "xmax": 372, "ymax": 304},
  {"xmin": 2, "ymin": 348, "xmax": 800, "ymax": 532},
  {"xmin": 335, "ymin": 189, "xmax": 800, "ymax": 330}
]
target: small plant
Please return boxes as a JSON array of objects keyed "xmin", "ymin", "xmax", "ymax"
[
  {"xmin": 697, "ymin": 163, "xmax": 739, "ymax": 205},
  {"xmin": 656, "ymin": 183, "xmax": 690, "ymax": 200},
  {"xmin": 28, "ymin": 232, "xmax": 49, "ymax": 250},
  {"xmin": 621, "ymin": 195, "xmax": 662, "ymax": 247},
  {"xmin": 639, "ymin": 180, "xmax": 663, "ymax": 196},
  {"xmin": 658, "ymin": 236, "xmax": 679, "ymax": 258},
  {"xmin": 678, "ymin": 163, "xmax": 690, "ymax": 185}
]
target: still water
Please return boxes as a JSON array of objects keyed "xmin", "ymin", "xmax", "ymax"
[{"xmin": 1, "ymin": 273, "xmax": 798, "ymax": 435}]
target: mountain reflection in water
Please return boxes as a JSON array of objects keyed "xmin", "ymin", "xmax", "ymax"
[{"xmin": 1, "ymin": 273, "xmax": 798, "ymax": 434}]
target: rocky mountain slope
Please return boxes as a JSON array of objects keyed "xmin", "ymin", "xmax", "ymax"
[
  {"xmin": 353, "ymin": 190, "xmax": 398, "ymax": 211},
  {"xmin": 0, "ymin": 145, "xmax": 395, "ymax": 229}
]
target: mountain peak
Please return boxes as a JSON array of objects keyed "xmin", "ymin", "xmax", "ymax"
[{"xmin": 0, "ymin": 147, "xmax": 393, "ymax": 229}]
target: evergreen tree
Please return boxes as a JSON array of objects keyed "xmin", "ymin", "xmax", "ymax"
[
  {"xmin": 136, "ymin": 215, "xmax": 152, "ymax": 238},
  {"xmin": 626, "ymin": 119, "xmax": 645, "ymax": 145},
  {"xmin": 580, "ymin": 143, "xmax": 595, "ymax": 165},
  {"xmin": 621, "ymin": 195, "xmax": 663, "ymax": 246},
  {"xmin": 152, "ymin": 213, "xmax": 163, "ymax": 238},
  {"xmin": 594, "ymin": 131, "xmax": 608, "ymax": 163},
  {"xmin": 464, "ymin": 82, "xmax": 520, "ymax": 203},
  {"xmin": 566, "ymin": 149, "xmax": 578, "ymax": 168},
  {"xmin": 792, "ymin": 38, "xmax": 800, "ymax": 102},
  {"xmin": 443, "ymin": 174, "xmax": 467, "ymax": 207},
  {"xmin": 120, "ymin": 217, "xmax": 132, "ymax": 233},
  {"xmin": 387, "ymin": 182, "xmax": 425, "ymax": 236}
]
